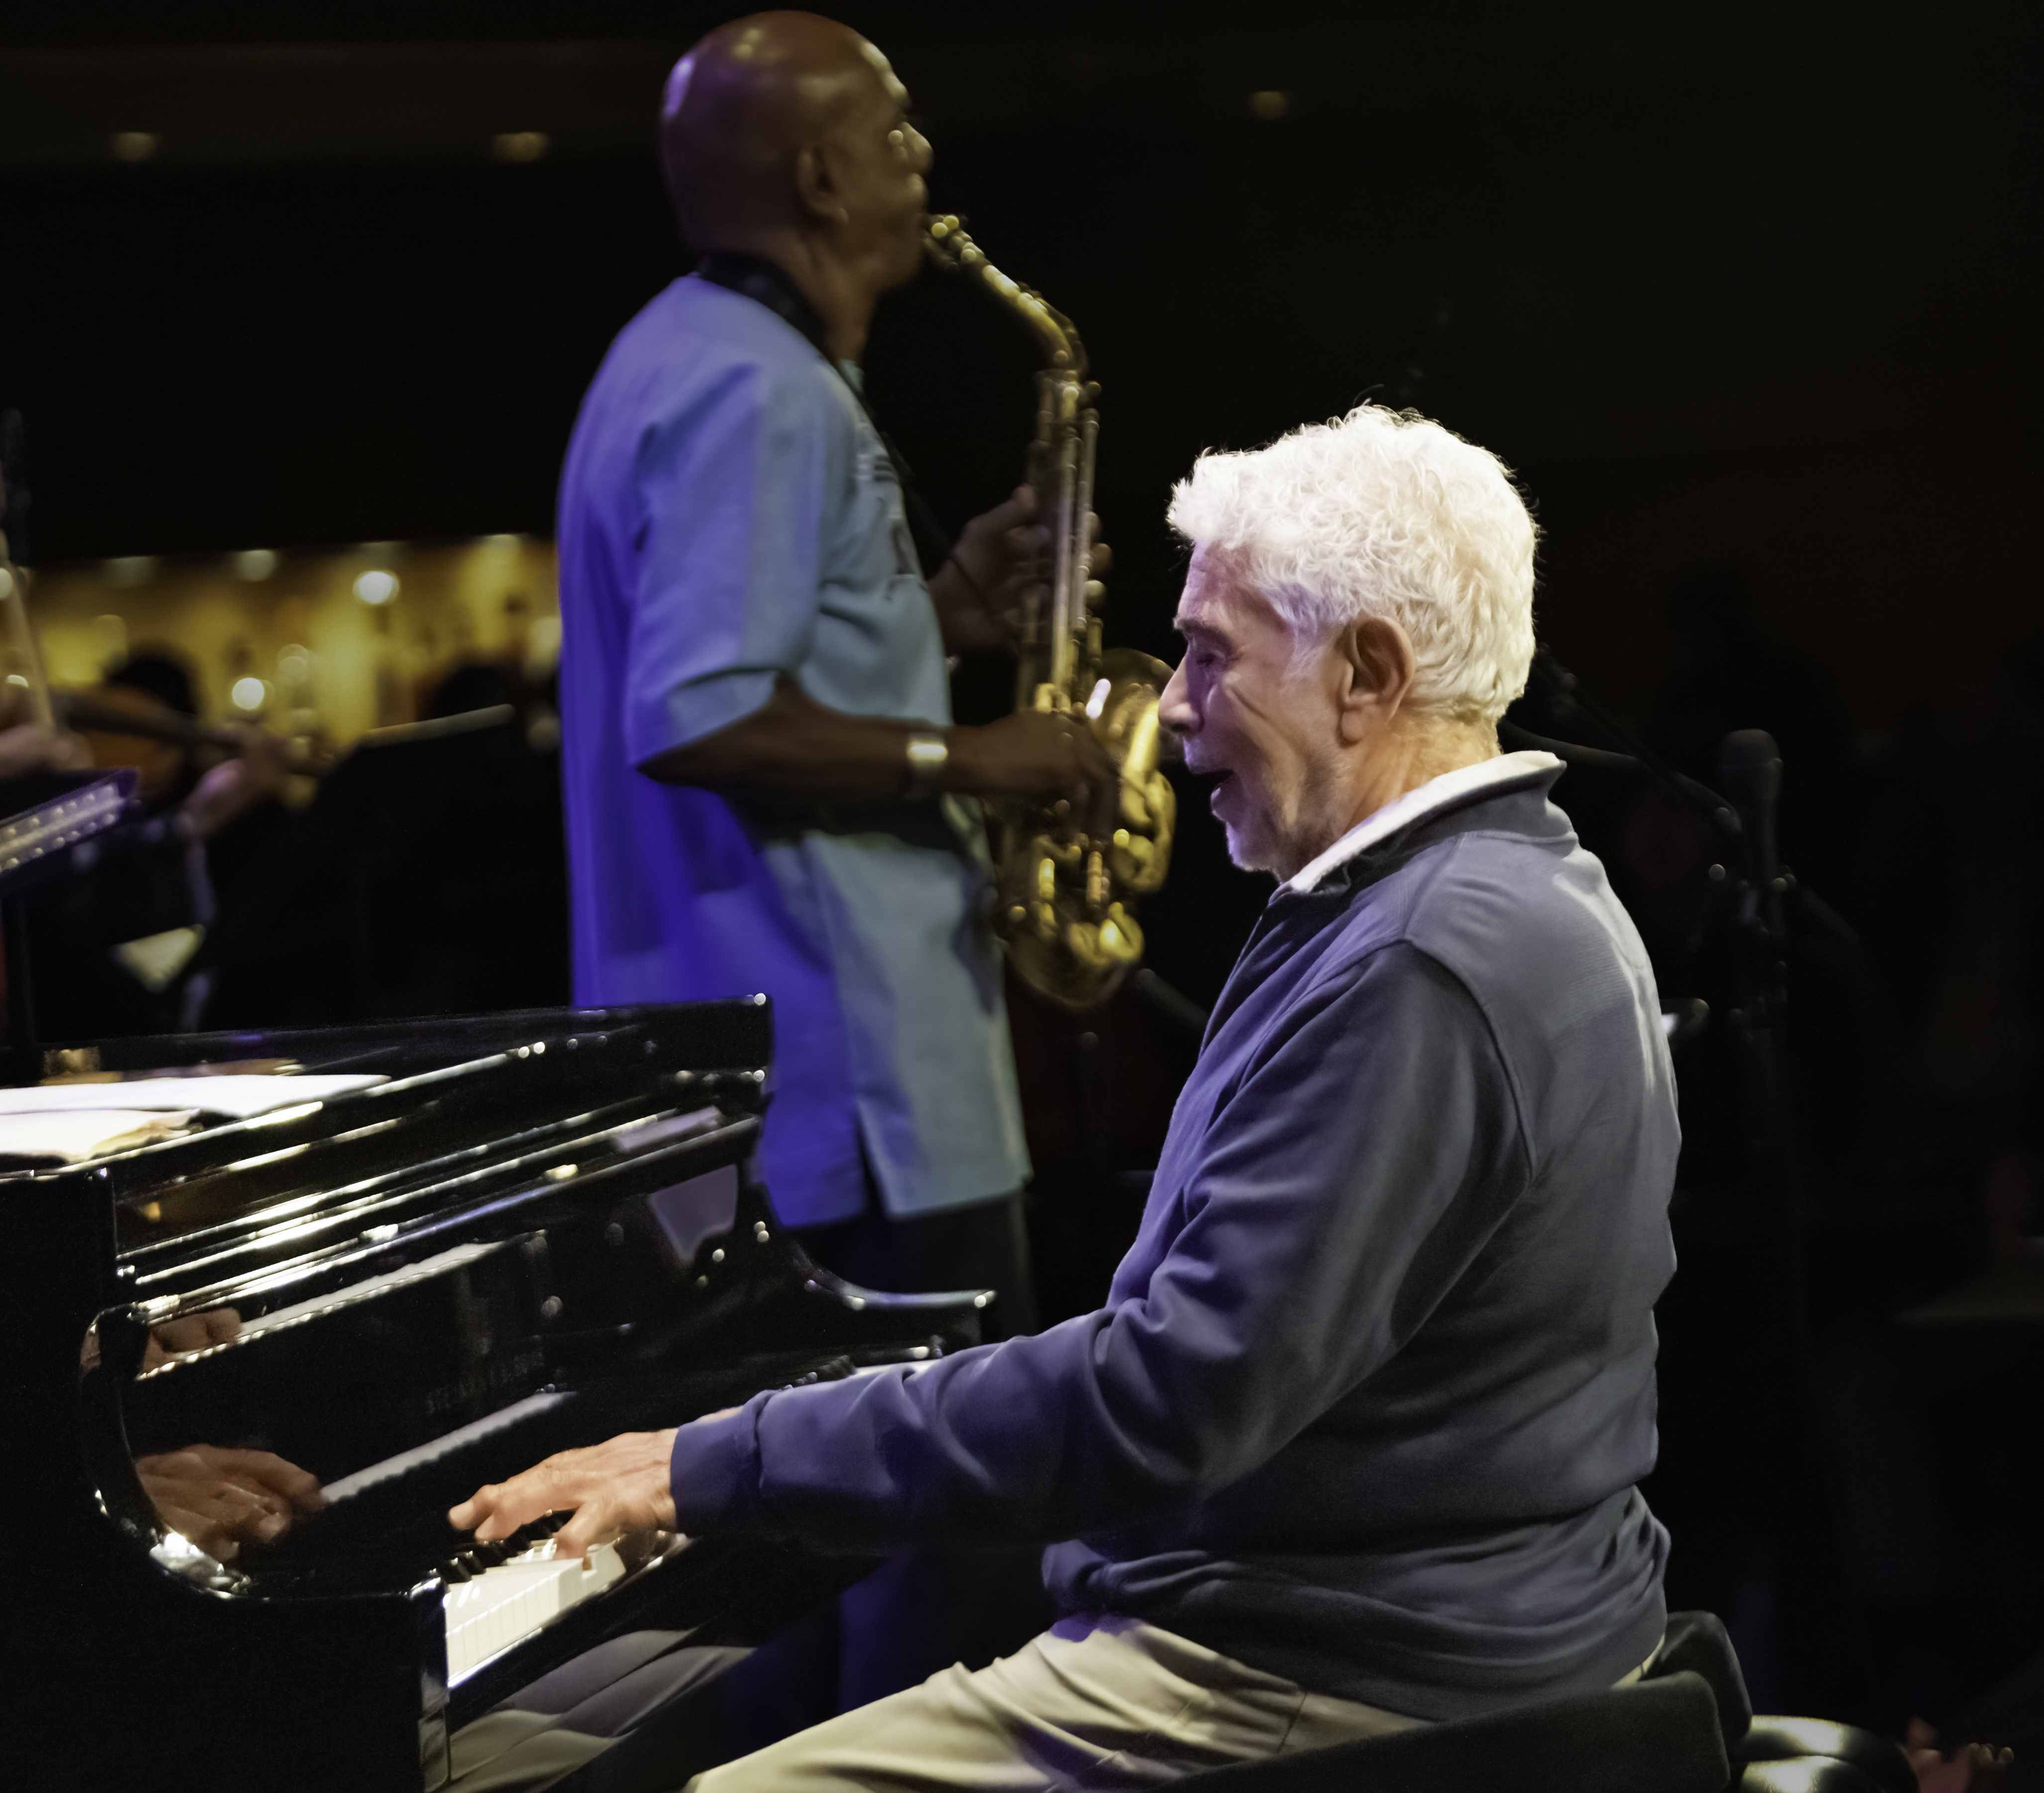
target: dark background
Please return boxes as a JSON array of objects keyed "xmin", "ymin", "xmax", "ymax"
[{"xmin": 4, "ymin": 0, "xmax": 2040, "ymax": 1762}]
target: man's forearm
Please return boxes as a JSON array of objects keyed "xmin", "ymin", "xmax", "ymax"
[
  {"xmin": 639, "ymin": 677, "xmax": 931, "ymax": 803},
  {"xmin": 638, "ymin": 675, "xmax": 1113, "ymax": 812}
]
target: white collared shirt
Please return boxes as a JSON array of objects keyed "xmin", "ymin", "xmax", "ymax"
[{"xmin": 1285, "ymin": 750, "xmax": 1565, "ymax": 894}]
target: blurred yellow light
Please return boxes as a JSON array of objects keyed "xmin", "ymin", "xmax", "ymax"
[
  {"xmin": 112, "ymin": 131, "xmax": 159, "ymax": 162},
  {"xmin": 493, "ymin": 131, "xmax": 549, "ymax": 163},
  {"xmin": 234, "ymin": 549, "xmax": 278, "ymax": 581},
  {"xmin": 353, "ymin": 570, "xmax": 399, "ymax": 605},
  {"xmin": 1249, "ymin": 91, "xmax": 1290, "ymax": 120},
  {"xmin": 105, "ymin": 556, "xmax": 157, "ymax": 587},
  {"xmin": 231, "ymin": 677, "xmax": 268, "ymax": 711}
]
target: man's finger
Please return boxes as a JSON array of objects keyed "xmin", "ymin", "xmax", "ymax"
[
  {"xmin": 153, "ymin": 1500, "xmax": 237, "ymax": 1560},
  {"xmin": 195, "ymin": 1480, "xmax": 269, "ymax": 1523},
  {"xmin": 552, "ymin": 1500, "xmax": 621, "ymax": 1562},
  {"xmin": 973, "ymin": 488, "xmax": 1035, "ymax": 537},
  {"xmin": 449, "ymin": 1483, "xmax": 507, "ymax": 1534},
  {"xmin": 474, "ymin": 1500, "xmax": 532, "ymax": 1543},
  {"xmin": 454, "ymin": 1469, "xmax": 566, "ymax": 1542},
  {"xmin": 205, "ymin": 1446, "xmax": 325, "ymax": 1509},
  {"xmin": 148, "ymin": 1315, "xmax": 219, "ymax": 1355}
]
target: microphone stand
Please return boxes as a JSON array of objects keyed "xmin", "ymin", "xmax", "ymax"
[{"xmin": 1506, "ymin": 647, "xmax": 1871, "ymax": 1717}]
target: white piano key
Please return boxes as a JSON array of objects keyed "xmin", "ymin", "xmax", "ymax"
[{"xmin": 443, "ymin": 1538, "xmax": 628, "ymax": 1684}]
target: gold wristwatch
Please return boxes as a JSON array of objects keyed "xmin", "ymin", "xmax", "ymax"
[{"xmin": 904, "ymin": 730, "xmax": 948, "ymax": 800}]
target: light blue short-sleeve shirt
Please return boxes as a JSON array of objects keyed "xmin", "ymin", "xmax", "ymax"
[{"xmin": 557, "ymin": 276, "xmax": 1030, "ymax": 1226}]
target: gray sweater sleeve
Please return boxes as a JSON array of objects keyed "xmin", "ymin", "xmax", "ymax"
[{"xmin": 668, "ymin": 942, "xmax": 1530, "ymax": 1548}]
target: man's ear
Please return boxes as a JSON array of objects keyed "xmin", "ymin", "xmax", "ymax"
[
  {"xmin": 792, "ymin": 141, "xmax": 840, "ymax": 225},
  {"xmin": 1334, "ymin": 615, "xmax": 1417, "ymax": 743}
]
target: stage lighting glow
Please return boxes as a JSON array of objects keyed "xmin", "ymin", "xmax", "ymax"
[
  {"xmin": 231, "ymin": 677, "xmax": 268, "ymax": 711},
  {"xmin": 235, "ymin": 549, "xmax": 278, "ymax": 581},
  {"xmin": 1248, "ymin": 91, "xmax": 1290, "ymax": 120},
  {"xmin": 493, "ymin": 132, "xmax": 549, "ymax": 163},
  {"xmin": 354, "ymin": 570, "xmax": 399, "ymax": 605},
  {"xmin": 111, "ymin": 132, "xmax": 159, "ymax": 162},
  {"xmin": 106, "ymin": 556, "xmax": 158, "ymax": 587}
]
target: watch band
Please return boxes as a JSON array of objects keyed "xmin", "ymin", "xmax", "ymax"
[{"xmin": 904, "ymin": 730, "xmax": 949, "ymax": 800}]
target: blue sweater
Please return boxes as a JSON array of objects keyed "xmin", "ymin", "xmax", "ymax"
[{"xmin": 671, "ymin": 761, "xmax": 1679, "ymax": 1719}]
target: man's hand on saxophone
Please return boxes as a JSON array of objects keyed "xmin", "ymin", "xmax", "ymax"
[
  {"xmin": 639, "ymin": 676, "xmax": 1118, "ymax": 834},
  {"xmin": 930, "ymin": 484, "xmax": 1113, "ymax": 656}
]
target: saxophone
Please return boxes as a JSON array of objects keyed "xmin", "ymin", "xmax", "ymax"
[{"xmin": 923, "ymin": 215, "xmax": 1175, "ymax": 1011}]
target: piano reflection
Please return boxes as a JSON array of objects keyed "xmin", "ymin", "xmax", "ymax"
[{"xmin": 4, "ymin": 1001, "xmax": 990, "ymax": 1790}]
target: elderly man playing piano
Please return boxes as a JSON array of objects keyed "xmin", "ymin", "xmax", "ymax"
[{"xmin": 455, "ymin": 402, "xmax": 1681, "ymax": 1788}]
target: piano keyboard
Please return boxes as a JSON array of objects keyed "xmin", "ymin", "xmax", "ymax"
[{"xmin": 443, "ymin": 1517, "xmax": 627, "ymax": 1683}]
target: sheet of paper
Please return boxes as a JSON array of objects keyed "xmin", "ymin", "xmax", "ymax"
[
  {"xmin": 0, "ymin": 1109, "xmax": 199, "ymax": 1163},
  {"xmin": 0, "ymin": 1073, "xmax": 387, "ymax": 1120}
]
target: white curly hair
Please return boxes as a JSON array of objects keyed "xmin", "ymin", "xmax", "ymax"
[{"xmin": 1167, "ymin": 404, "xmax": 1539, "ymax": 725}]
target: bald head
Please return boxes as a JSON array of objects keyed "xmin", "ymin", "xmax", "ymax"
[
  {"xmin": 657, "ymin": 13, "xmax": 932, "ymax": 361},
  {"xmin": 661, "ymin": 12, "xmax": 911, "ymax": 244}
]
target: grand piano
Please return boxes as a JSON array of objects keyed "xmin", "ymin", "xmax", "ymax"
[{"xmin": 4, "ymin": 1000, "xmax": 990, "ymax": 1791}]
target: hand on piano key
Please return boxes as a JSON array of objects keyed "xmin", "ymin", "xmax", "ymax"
[
  {"xmin": 440, "ymin": 1517, "xmax": 629, "ymax": 1680},
  {"xmin": 135, "ymin": 1443, "xmax": 324, "ymax": 1562},
  {"xmin": 450, "ymin": 1427, "xmax": 686, "ymax": 1562}
]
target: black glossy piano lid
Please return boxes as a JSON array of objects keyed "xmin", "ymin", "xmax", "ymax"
[
  {"xmin": 35, "ymin": 995, "xmax": 773, "ymax": 1080},
  {"xmin": 0, "ymin": 994, "xmax": 974, "ymax": 1793},
  {"xmin": 3, "ymin": 998, "xmax": 775, "ymax": 1273}
]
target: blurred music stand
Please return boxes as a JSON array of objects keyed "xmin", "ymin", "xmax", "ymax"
[{"xmin": 0, "ymin": 768, "xmax": 138, "ymax": 1073}]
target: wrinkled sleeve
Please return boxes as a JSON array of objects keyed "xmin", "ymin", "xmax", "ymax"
[
  {"xmin": 624, "ymin": 360, "xmax": 842, "ymax": 766},
  {"xmin": 670, "ymin": 943, "xmax": 1532, "ymax": 1549}
]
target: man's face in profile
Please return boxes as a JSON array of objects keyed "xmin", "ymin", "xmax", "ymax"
[
  {"xmin": 829, "ymin": 46, "xmax": 931, "ymax": 289},
  {"xmin": 1161, "ymin": 547, "xmax": 1338, "ymax": 879}
]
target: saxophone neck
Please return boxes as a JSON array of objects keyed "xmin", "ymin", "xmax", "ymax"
[{"xmin": 922, "ymin": 214, "xmax": 1087, "ymax": 377}]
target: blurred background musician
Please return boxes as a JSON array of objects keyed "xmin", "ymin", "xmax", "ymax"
[
  {"xmin": 192, "ymin": 657, "xmax": 572, "ymax": 1029},
  {"xmin": 23, "ymin": 649, "xmax": 290, "ymax": 1039},
  {"xmin": 558, "ymin": 10, "xmax": 1115, "ymax": 1338}
]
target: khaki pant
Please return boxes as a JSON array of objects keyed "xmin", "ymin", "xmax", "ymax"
[{"xmin": 688, "ymin": 1614, "xmax": 1428, "ymax": 1792}]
